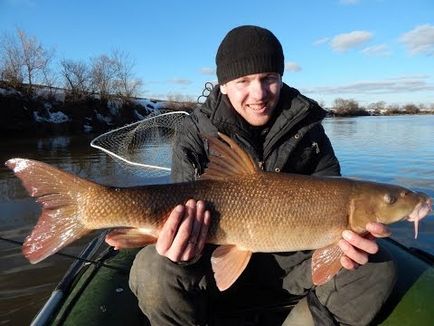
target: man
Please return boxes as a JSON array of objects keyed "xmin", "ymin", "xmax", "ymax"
[{"xmin": 108, "ymin": 25, "xmax": 395, "ymax": 325}]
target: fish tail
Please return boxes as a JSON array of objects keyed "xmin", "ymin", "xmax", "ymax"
[{"xmin": 5, "ymin": 158, "xmax": 95, "ymax": 263}]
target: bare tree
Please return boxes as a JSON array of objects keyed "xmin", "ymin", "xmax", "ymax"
[
  {"xmin": 402, "ymin": 104, "xmax": 420, "ymax": 114},
  {"xmin": 166, "ymin": 93, "xmax": 195, "ymax": 103},
  {"xmin": 17, "ymin": 29, "xmax": 53, "ymax": 93},
  {"xmin": 0, "ymin": 31, "xmax": 24, "ymax": 88},
  {"xmin": 60, "ymin": 59, "xmax": 90, "ymax": 100},
  {"xmin": 385, "ymin": 104, "xmax": 401, "ymax": 115},
  {"xmin": 331, "ymin": 98, "xmax": 368, "ymax": 116},
  {"xmin": 39, "ymin": 64, "xmax": 59, "ymax": 99},
  {"xmin": 89, "ymin": 50, "xmax": 143, "ymax": 103},
  {"xmin": 1, "ymin": 29, "xmax": 143, "ymax": 104},
  {"xmin": 111, "ymin": 49, "xmax": 143, "ymax": 102},
  {"xmin": 0, "ymin": 29, "xmax": 53, "ymax": 94},
  {"xmin": 89, "ymin": 54, "xmax": 117, "ymax": 102},
  {"xmin": 164, "ymin": 93, "xmax": 197, "ymax": 111},
  {"xmin": 367, "ymin": 101, "xmax": 386, "ymax": 115}
]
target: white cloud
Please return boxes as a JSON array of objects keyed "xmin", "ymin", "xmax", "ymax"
[
  {"xmin": 169, "ymin": 78, "xmax": 192, "ymax": 85},
  {"xmin": 285, "ymin": 61, "xmax": 302, "ymax": 72},
  {"xmin": 361, "ymin": 44, "xmax": 391, "ymax": 56},
  {"xmin": 200, "ymin": 67, "xmax": 215, "ymax": 75},
  {"xmin": 331, "ymin": 31, "xmax": 373, "ymax": 52},
  {"xmin": 313, "ymin": 37, "xmax": 330, "ymax": 46},
  {"xmin": 400, "ymin": 24, "xmax": 434, "ymax": 55},
  {"xmin": 303, "ymin": 75, "xmax": 434, "ymax": 95}
]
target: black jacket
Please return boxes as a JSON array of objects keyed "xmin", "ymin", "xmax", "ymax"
[{"xmin": 171, "ymin": 83, "xmax": 340, "ymax": 182}]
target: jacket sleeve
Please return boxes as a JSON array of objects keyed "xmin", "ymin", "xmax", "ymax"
[
  {"xmin": 170, "ymin": 116, "xmax": 207, "ymax": 183},
  {"xmin": 311, "ymin": 124, "xmax": 341, "ymax": 177}
]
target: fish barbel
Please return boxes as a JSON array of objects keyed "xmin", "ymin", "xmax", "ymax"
[{"xmin": 5, "ymin": 133, "xmax": 432, "ymax": 290}]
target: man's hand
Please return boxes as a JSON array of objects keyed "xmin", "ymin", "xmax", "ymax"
[
  {"xmin": 338, "ymin": 222, "xmax": 391, "ymax": 270},
  {"xmin": 156, "ymin": 199, "xmax": 211, "ymax": 262}
]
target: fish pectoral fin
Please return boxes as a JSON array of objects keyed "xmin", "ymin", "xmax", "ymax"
[
  {"xmin": 211, "ymin": 245, "xmax": 252, "ymax": 291},
  {"xmin": 105, "ymin": 228, "xmax": 157, "ymax": 250},
  {"xmin": 312, "ymin": 243, "xmax": 344, "ymax": 286}
]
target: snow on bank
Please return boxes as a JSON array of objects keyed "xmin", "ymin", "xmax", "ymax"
[
  {"xmin": 33, "ymin": 103, "xmax": 70, "ymax": 124},
  {"xmin": 96, "ymin": 111, "xmax": 113, "ymax": 125},
  {"xmin": 133, "ymin": 98, "xmax": 163, "ymax": 109},
  {"xmin": 0, "ymin": 87, "xmax": 20, "ymax": 96}
]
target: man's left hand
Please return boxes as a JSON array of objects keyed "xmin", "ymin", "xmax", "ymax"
[{"xmin": 338, "ymin": 222, "xmax": 391, "ymax": 270}]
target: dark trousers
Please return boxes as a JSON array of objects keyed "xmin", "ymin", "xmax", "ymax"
[{"xmin": 129, "ymin": 245, "xmax": 396, "ymax": 326}]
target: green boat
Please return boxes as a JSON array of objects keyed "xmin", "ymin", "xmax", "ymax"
[{"xmin": 30, "ymin": 234, "xmax": 434, "ymax": 325}]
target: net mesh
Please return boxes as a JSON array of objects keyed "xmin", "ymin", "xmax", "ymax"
[{"xmin": 90, "ymin": 110, "xmax": 190, "ymax": 177}]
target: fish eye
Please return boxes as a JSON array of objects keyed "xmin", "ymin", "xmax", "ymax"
[
  {"xmin": 400, "ymin": 190, "xmax": 409, "ymax": 198},
  {"xmin": 384, "ymin": 193, "xmax": 397, "ymax": 205}
]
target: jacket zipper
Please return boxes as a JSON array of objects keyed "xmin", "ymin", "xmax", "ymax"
[{"xmin": 263, "ymin": 106, "xmax": 310, "ymax": 161}]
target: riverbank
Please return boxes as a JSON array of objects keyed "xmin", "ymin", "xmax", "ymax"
[{"xmin": 0, "ymin": 86, "xmax": 196, "ymax": 136}]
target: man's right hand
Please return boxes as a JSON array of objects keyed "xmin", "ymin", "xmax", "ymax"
[{"xmin": 156, "ymin": 199, "xmax": 211, "ymax": 262}]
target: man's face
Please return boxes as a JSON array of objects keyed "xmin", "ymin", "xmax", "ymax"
[{"xmin": 220, "ymin": 72, "xmax": 283, "ymax": 126}]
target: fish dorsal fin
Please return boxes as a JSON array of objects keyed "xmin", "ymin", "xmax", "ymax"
[
  {"xmin": 201, "ymin": 132, "xmax": 258, "ymax": 180},
  {"xmin": 311, "ymin": 243, "xmax": 344, "ymax": 285},
  {"xmin": 211, "ymin": 245, "xmax": 252, "ymax": 291}
]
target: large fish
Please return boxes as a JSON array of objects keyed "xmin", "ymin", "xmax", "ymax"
[{"xmin": 5, "ymin": 133, "xmax": 432, "ymax": 290}]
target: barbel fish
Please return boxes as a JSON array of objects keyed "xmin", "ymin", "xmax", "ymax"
[{"xmin": 5, "ymin": 133, "xmax": 432, "ymax": 290}]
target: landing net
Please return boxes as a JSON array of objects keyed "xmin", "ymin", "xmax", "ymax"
[{"xmin": 90, "ymin": 110, "xmax": 189, "ymax": 177}]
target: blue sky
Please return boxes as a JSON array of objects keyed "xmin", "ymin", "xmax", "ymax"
[{"xmin": 1, "ymin": 0, "xmax": 433, "ymax": 107}]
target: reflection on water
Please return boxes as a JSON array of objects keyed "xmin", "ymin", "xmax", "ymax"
[
  {"xmin": 324, "ymin": 115, "xmax": 434, "ymax": 190},
  {"xmin": 0, "ymin": 115, "xmax": 433, "ymax": 324},
  {"xmin": 323, "ymin": 115, "xmax": 434, "ymax": 254}
]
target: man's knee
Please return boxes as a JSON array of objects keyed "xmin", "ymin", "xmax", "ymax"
[
  {"xmin": 129, "ymin": 245, "xmax": 169, "ymax": 311},
  {"xmin": 315, "ymin": 246, "xmax": 396, "ymax": 325},
  {"xmin": 361, "ymin": 245, "xmax": 397, "ymax": 295},
  {"xmin": 129, "ymin": 245, "xmax": 210, "ymax": 324}
]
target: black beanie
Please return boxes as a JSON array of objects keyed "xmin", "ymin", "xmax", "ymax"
[{"xmin": 216, "ymin": 25, "xmax": 284, "ymax": 84}]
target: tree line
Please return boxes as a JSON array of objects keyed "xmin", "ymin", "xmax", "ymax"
[
  {"xmin": 329, "ymin": 98, "xmax": 434, "ymax": 116},
  {"xmin": 0, "ymin": 28, "xmax": 142, "ymax": 104}
]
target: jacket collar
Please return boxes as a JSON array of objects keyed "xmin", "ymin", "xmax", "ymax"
[{"xmin": 201, "ymin": 83, "xmax": 326, "ymax": 134}]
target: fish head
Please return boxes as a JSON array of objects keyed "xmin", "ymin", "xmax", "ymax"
[
  {"xmin": 350, "ymin": 181, "xmax": 432, "ymax": 238},
  {"xmin": 376, "ymin": 189, "xmax": 431, "ymax": 222}
]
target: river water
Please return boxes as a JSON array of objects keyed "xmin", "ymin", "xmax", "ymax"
[{"xmin": 0, "ymin": 115, "xmax": 433, "ymax": 325}]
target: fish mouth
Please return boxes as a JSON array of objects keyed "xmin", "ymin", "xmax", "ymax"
[{"xmin": 407, "ymin": 196, "xmax": 432, "ymax": 239}]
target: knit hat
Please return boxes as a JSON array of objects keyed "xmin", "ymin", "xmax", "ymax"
[{"xmin": 216, "ymin": 25, "xmax": 284, "ymax": 84}]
